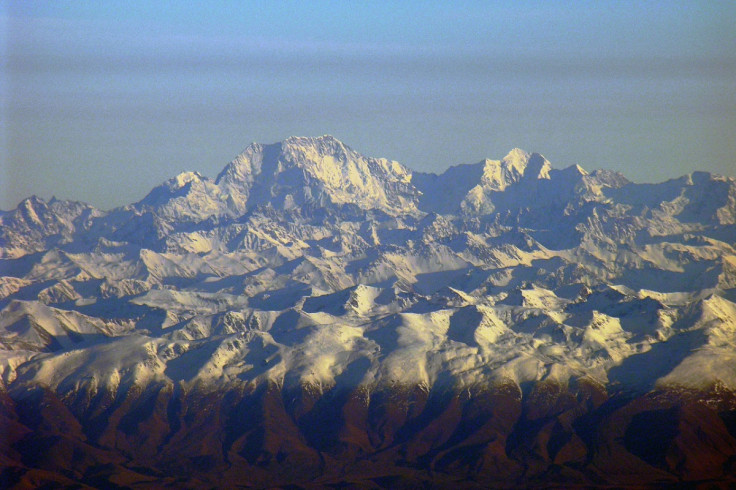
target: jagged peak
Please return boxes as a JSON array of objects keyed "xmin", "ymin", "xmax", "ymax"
[
  {"xmin": 216, "ymin": 136, "xmax": 352, "ymax": 186},
  {"xmin": 501, "ymin": 147, "xmax": 531, "ymax": 168},
  {"xmin": 556, "ymin": 163, "xmax": 588, "ymax": 178},
  {"xmin": 226, "ymin": 136, "xmax": 410, "ymax": 184},
  {"xmin": 280, "ymin": 135, "xmax": 355, "ymax": 166},
  {"xmin": 282, "ymin": 134, "xmax": 342, "ymax": 148},
  {"xmin": 572, "ymin": 164, "xmax": 588, "ymax": 175},
  {"xmin": 213, "ymin": 136, "xmax": 416, "ymax": 215},
  {"xmin": 477, "ymin": 149, "xmax": 551, "ymax": 191},
  {"xmin": 20, "ymin": 195, "xmax": 48, "ymax": 208},
  {"xmin": 587, "ymin": 169, "xmax": 630, "ymax": 188},
  {"xmin": 214, "ymin": 142, "xmax": 267, "ymax": 186},
  {"xmin": 167, "ymin": 171, "xmax": 204, "ymax": 190}
]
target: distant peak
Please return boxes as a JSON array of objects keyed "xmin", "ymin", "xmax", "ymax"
[
  {"xmin": 502, "ymin": 148, "xmax": 531, "ymax": 163},
  {"xmin": 20, "ymin": 195, "xmax": 48, "ymax": 210},
  {"xmin": 281, "ymin": 135, "xmax": 352, "ymax": 158},
  {"xmin": 284, "ymin": 134, "xmax": 340, "ymax": 145},
  {"xmin": 281, "ymin": 135, "xmax": 345, "ymax": 150},
  {"xmin": 477, "ymin": 149, "xmax": 551, "ymax": 190},
  {"xmin": 172, "ymin": 171, "xmax": 203, "ymax": 188}
]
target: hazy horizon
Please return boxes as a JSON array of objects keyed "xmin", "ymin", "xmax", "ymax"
[{"xmin": 3, "ymin": 1, "xmax": 735, "ymax": 210}]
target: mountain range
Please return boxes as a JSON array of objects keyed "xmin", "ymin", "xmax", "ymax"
[{"xmin": 2, "ymin": 135, "xmax": 736, "ymax": 487}]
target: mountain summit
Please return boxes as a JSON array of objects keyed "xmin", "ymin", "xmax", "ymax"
[
  {"xmin": 2, "ymin": 137, "xmax": 736, "ymax": 486},
  {"xmin": 215, "ymin": 135, "xmax": 417, "ymax": 215}
]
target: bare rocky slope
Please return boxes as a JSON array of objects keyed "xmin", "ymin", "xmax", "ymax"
[{"xmin": 2, "ymin": 135, "xmax": 736, "ymax": 487}]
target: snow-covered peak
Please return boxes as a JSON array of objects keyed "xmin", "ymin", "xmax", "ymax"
[
  {"xmin": 501, "ymin": 147, "xmax": 532, "ymax": 173},
  {"xmin": 170, "ymin": 171, "xmax": 204, "ymax": 190},
  {"xmin": 281, "ymin": 134, "xmax": 343, "ymax": 152},
  {"xmin": 215, "ymin": 142, "xmax": 264, "ymax": 186},
  {"xmin": 17, "ymin": 196, "xmax": 49, "ymax": 227},
  {"xmin": 139, "ymin": 171, "xmax": 212, "ymax": 205},
  {"xmin": 280, "ymin": 135, "xmax": 412, "ymax": 186},
  {"xmin": 479, "ymin": 149, "xmax": 552, "ymax": 191},
  {"xmin": 215, "ymin": 136, "xmax": 417, "ymax": 215},
  {"xmin": 20, "ymin": 195, "xmax": 47, "ymax": 208}
]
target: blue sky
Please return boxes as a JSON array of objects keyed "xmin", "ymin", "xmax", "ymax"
[{"xmin": 3, "ymin": 1, "xmax": 735, "ymax": 209}]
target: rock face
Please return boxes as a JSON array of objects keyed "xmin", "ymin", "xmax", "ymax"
[{"xmin": 1, "ymin": 136, "xmax": 736, "ymax": 486}]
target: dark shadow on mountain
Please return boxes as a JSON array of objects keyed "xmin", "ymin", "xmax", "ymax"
[
  {"xmin": 564, "ymin": 310, "xmax": 594, "ymax": 329},
  {"xmin": 414, "ymin": 268, "xmax": 470, "ymax": 295},
  {"xmin": 607, "ymin": 328, "xmax": 707, "ymax": 392},
  {"xmin": 189, "ymin": 274, "xmax": 247, "ymax": 295},
  {"xmin": 534, "ymin": 322, "xmax": 572, "ymax": 344},
  {"xmin": 503, "ymin": 263, "xmax": 548, "ymax": 290},
  {"xmin": 164, "ymin": 339, "xmax": 223, "ymax": 382},
  {"xmin": 344, "ymin": 249, "xmax": 380, "ymax": 276},
  {"xmin": 364, "ymin": 317, "xmax": 401, "ymax": 355},
  {"xmin": 0, "ymin": 280, "xmax": 56, "ymax": 310},
  {"xmin": 161, "ymin": 274, "xmax": 213, "ymax": 290},
  {"xmin": 567, "ymin": 294, "xmax": 663, "ymax": 340},
  {"xmin": 306, "ymin": 236, "xmax": 342, "ymax": 254},
  {"xmin": 618, "ymin": 261, "xmax": 717, "ymax": 292},
  {"xmin": 101, "ymin": 211, "xmax": 167, "ymax": 251},
  {"xmin": 333, "ymin": 355, "xmax": 371, "ymax": 389},
  {"xmin": 616, "ymin": 298, "xmax": 663, "ymax": 339},
  {"xmin": 248, "ymin": 284, "xmax": 311, "ymax": 311},
  {"xmin": 528, "ymin": 228, "xmax": 583, "ymax": 250},
  {"xmin": 302, "ymin": 289, "xmax": 351, "ymax": 316},
  {"xmin": 138, "ymin": 179, "xmax": 194, "ymax": 207},
  {"xmin": 678, "ymin": 172, "xmax": 730, "ymax": 223},
  {"xmin": 447, "ymin": 306, "xmax": 483, "ymax": 346},
  {"xmin": 624, "ymin": 407, "xmax": 679, "ymax": 468},
  {"xmin": 0, "ymin": 252, "xmax": 45, "ymax": 278},
  {"xmin": 406, "ymin": 297, "xmax": 443, "ymax": 314},
  {"xmin": 273, "ymin": 258, "xmax": 307, "ymax": 276},
  {"xmin": 554, "ymin": 283, "xmax": 589, "ymax": 301},
  {"xmin": 392, "ymin": 373, "xmax": 458, "ymax": 444},
  {"xmin": 72, "ymin": 299, "xmax": 167, "ymax": 335},
  {"xmin": 3, "ymin": 315, "xmax": 71, "ymax": 352},
  {"xmin": 443, "ymin": 267, "xmax": 493, "ymax": 295},
  {"xmin": 701, "ymin": 224, "xmax": 736, "ymax": 244},
  {"xmin": 294, "ymin": 356, "xmax": 372, "ymax": 451},
  {"xmin": 413, "ymin": 162, "xmax": 485, "ymax": 215},
  {"xmin": 719, "ymin": 288, "xmax": 736, "ymax": 304},
  {"xmin": 511, "ymin": 314, "xmax": 548, "ymax": 336},
  {"xmin": 564, "ymin": 287, "xmax": 626, "ymax": 315},
  {"xmin": 51, "ymin": 238, "xmax": 95, "ymax": 255},
  {"xmin": 69, "ymin": 278, "xmax": 104, "ymax": 298},
  {"xmin": 238, "ymin": 338, "xmax": 281, "ymax": 382},
  {"xmin": 604, "ymin": 177, "xmax": 688, "ymax": 211},
  {"xmin": 372, "ymin": 284, "xmax": 397, "ymax": 306},
  {"xmin": 268, "ymin": 309, "xmax": 312, "ymax": 345},
  {"xmin": 376, "ymin": 227, "xmax": 416, "ymax": 245}
]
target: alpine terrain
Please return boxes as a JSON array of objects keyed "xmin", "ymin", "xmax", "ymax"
[{"xmin": 2, "ymin": 135, "xmax": 736, "ymax": 487}]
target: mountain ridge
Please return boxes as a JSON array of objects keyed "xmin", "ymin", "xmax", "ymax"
[{"xmin": 2, "ymin": 136, "xmax": 736, "ymax": 486}]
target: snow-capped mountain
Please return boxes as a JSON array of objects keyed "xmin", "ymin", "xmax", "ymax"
[
  {"xmin": 216, "ymin": 136, "xmax": 418, "ymax": 216},
  {"xmin": 2, "ymin": 136, "xmax": 736, "ymax": 487}
]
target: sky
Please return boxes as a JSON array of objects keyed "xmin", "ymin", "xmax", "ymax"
[{"xmin": 2, "ymin": 1, "xmax": 735, "ymax": 210}]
